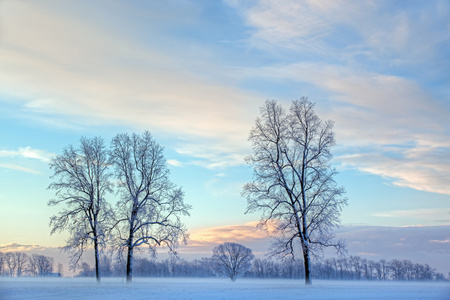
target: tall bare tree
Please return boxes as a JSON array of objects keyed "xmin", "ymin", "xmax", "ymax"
[
  {"xmin": 110, "ymin": 131, "xmax": 191, "ymax": 283},
  {"xmin": 211, "ymin": 242, "xmax": 254, "ymax": 281},
  {"xmin": 243, "ymin": 98, "xmax": 347, "ymax": 285},
  {"xmin": 48, "ymin": 136, "xmax": 112, "ymax": 283}
]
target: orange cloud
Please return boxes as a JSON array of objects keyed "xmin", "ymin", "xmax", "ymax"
[
  {"xmin": 0, "ymin": 243, "xmax": 48, "ymax": 252},
  {"xmin": 174, "ymin": 221, "xmax": 282, "ymax": 258},
  {"xmin": 188, "ymin": 221, "xmax": 266, "ymax": 246},
  {"xmin": 187, "ymin": 220, "xmax": 281, "ymax": 247}
]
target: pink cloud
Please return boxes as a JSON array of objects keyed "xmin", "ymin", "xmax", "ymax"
[{"xmin": 429, "ymin": 238, "xmax": 450, "ymax": 244}]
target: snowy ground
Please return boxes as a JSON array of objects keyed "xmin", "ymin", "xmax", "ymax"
[{"xmin": 1, "ymin": 277, "xmax": 449, "ymax": 300}]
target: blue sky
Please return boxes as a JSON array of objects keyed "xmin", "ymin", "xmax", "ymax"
[{"xmin": 1, "ymin": 0, "xmax": 449, "ymax": 273}]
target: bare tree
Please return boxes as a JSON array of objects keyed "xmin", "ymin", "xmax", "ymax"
[
  {"xmin": 14, "ymin": 252, "xmax": 28, "ymax": 277},
  {"xmin": 5, "ymin": 252, "xmax": 17, "ymax": 277},
  {"xmin": 0, "ymin": 252, "xmax": 4, "ymax": 276},
  {"xmin": 57, "ymin": 263, "xmax": 64, "ymax": 276},
  {"xmin": 110, "ymin": 131, "xmax": 191, "ymax": 283},
  {"xmin": 29, "ymin": 254, "xmax": 54, "ymax": 276},
  {"xmin": 243, "ymin": 98, "xmax": 347, "ymax": 285},
  {"xmin": 78, "ymin": 262, "xmax": 94, "ymax": 277},
  {"xmin": 48, "ymin": 136, "xmax": 112, "ymax": 283},
  {"xmin": 211, "ymin": 242, "xmax": 254, "ymax": 281}
]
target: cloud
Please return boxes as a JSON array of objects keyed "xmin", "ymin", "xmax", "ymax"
[
  {"xmin": 373, "ymin": 209, "xmax": 450, "ymax": 223},
  {"xmin": 189, "ymin": 222, "xmax": 265, "ymax": 246},
  {"xmin": 430, "ymin": 238, "xmax": 450, "ymax": 244},
  {"xmin": 0, "ymin": 242, "xmax": 47, "ymax": 252},
  {"xmin": 337, "ymin": 146, "xmax": 450, "ymax": 195},
  {"xmin": 0, "ymin": 147, "xmax": 53, "ymax": 162},
  {"xmin": 174, "ymin": 141, "xmax": 249, "ymax": 170},
  {"xmin": 167, "ymin": 159, "xmax": 183, "ymax": 167},
  {"xmin": 0, "ymin": 163, "xmax": 41, "ymax": 174},
  {"xmin": 333, "ymin": 225, "xmax": 450, "ymax": 273},
  {"xmin": 229, "ymin": 0, "xmax": 450, "ymax": 63},
  {"xmin": 178, "ymin": 221, "xmax": 274, "ymax": 257},
  {"xmin": 0, "ymin": 147, "xmax": 53, "ymax": 174}
]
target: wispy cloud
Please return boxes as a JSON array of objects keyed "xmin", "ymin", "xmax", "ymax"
[
  {"xmin": 373, "ymin": 208, "xmax": 450, "ymax": 222},
  {"xmin": 338, "ymin": 146, "xmax": 450, "ymax": 195},
  {"xmin": 0, "ymin": 242, "xmax": 47, "ymax": 252},
  {"xmin": 0, "ymin": 163, "xmax": 41, "ymax": 174},
  {"xmin": 0, "ymin": 147, "xmax": 54, "ymax": 162},
  {"xmin": 0, "ymin": 147, "xmax": 53, "ymax": 174},
  {"xmin": 430, "ymin": 238, "xmax": 450, "ymax": 244},
  {"xmin": 167, "ymin": 159, "xmax": 184, "ymax": 167},
  {"xmin": 230, "ymin": 0, "xmax": 450, "ymax": 64}
]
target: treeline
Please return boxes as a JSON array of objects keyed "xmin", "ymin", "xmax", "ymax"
[
  {"xmin": 310, "ymin": 257, "xmax": 447, "ymax": 281},
  {"xmin": 2, "ymin": 250, "xmax": 447, "ymax": 281},
  {"xmin": 78, "ymin": 255, "xmax": 447, "ymax": 281},
  {"xmin": 0, "ymin": 252, "xmax": 61, "ymax": 277}
]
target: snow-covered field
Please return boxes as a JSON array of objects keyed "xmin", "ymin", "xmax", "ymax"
[{"xmin": 1, "ymin": 277, "xmax": 449, "ymax": 300}]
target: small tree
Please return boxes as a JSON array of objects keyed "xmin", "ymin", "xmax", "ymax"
[
  {"xmin": 48, "ymin": 136, "xmax": 112, "ymax": 283},
  {"xmin": 211, "ymin": 242, "xmax": 254, "ymax": 281},
  {"xmin": 243, "ymin": 98, "xmax": 347, "ymax": 285},
  {"xmin": 57, "ymin": 263, "xmax": 64, "ymax": 276},
  {"xmin": 110, "ymin": 131, "xmax": 191, "ymax": 283}
]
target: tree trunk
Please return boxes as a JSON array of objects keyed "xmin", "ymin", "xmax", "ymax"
[
  {"xmin": 126, "ymin": 245, "xmax": 133, "ymax": 284},
  {"xmin": 303, "ymin": 247, "xmax": 312, "ymax": 285},
  {"xmin": 94, "ymin": 238, "xmax": 100, "ymax": 284}
]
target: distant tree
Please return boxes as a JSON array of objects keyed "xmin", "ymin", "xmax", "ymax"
[
  {"xmin": 390, "ymin": 259, "xmax": 405, "ymax": 280},
  {"xmin": 434, "ymin": 272, "xmax": 446, "ymax": 281},
  {"xmin": 168, "ymin": 253, "xmax": 179, "ymax": 277},
  {"xmin": 0, "ymin": 252, "xmax": 4, "ymax": 276},
  {"xmin": 78, "ymin": 262, "xmax": 94, "ymax": 277},
  {"xmin": 349, "ymin": 255, "xmax": 362, "ymax": 280},
  {"xmin": 28, "ymin": 255, "xmax": 38, "ymax": 277},
  {"xmin": 14, "ymin": 252, "xmax": 28, "ymax": 277},
  {"xmin": 211, "ymin": 242, "xmax": 254, "ymax": 281},
  {"xmin": 5, "ymin": 252, "xmax": 17, "ymax": 277},
  {"xmin": 110, "ymin": 131, "xmax": 191, "ymax": 283},
  {"xmin": 99, "ymin": 254, "xmax": 113, "ymax": 277},
  {"xmin": 48, "ymin": 136, "xmax": 112, "ymax": 283},
  {"xmin": 243, "ymin": 98, "xmax": 347, "ymax": 285},
  {"xmin": 29, "ymin": 254, "xmax": 54, "ymax": 276},
  {"xmin": 57, "ymin": 263, "xmax": 64, "ymax": 276}
]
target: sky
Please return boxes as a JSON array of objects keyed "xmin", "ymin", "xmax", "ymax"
[{"xmin": 1, "ymin": 0, "xmax": 449, "ymax": 274}]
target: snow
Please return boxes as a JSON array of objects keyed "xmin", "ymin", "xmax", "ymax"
[{"xmin": 1, "ymin": 277, "xmax": 449, "ymax": 300}]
